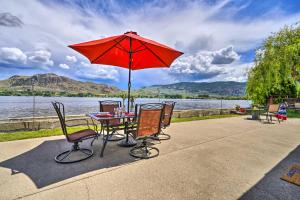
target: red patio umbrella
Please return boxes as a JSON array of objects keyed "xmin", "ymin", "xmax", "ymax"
[{"xmin": 69, "ymin": 31, "xmax": 183, "ymax": 111}]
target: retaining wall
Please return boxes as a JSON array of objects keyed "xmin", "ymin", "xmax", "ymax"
[{"xmin": 0, "ymin": 108, "xmax": 233, "ymax": 132}]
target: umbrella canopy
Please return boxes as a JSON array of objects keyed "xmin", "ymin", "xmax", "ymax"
[{"xmin": 69, "ymin": 31, "xmax": 183, "ymax": 111}]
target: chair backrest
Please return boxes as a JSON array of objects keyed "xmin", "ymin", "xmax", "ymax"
[
  {"xmin": 135, "ymin": 103, "xmax": 164, "ymax": 138},
  {"xmin": 99, "ymin": 100, "xmax": 121, "ymax": 113},
  {"xmin": 162, "ymin": 101, "xmax": 176, "ymax": 127},
  {"xmin": 268, "ymin": 104, "xmax": 279, "ymax": 113},
  {"xmin": 52, "ymin": 102, "xmax": 69, "ymax": 140}
]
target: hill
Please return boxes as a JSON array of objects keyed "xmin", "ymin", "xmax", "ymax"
[
  {"xmin": 136, "ymin": 81, "xmax": 246, "ymax": 98},
  {"xmin": 0, "ymin": 73, "xmax": 246, "ymax": 98},
  {"xmin": 0, "ymin": 73, "xmax": 120, "ymax": 96}
]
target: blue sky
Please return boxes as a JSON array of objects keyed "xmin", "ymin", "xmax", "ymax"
[{"xmin": 0, "ymin": 0, "xmax": 299, "ymax": 89}]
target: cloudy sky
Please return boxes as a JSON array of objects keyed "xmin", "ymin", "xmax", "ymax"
[{"xmin": 0, "ymin": 0, "xmax": 299, "ymax": 89}]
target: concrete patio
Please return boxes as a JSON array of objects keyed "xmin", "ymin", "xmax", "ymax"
[{"xmin": 0, "ymin": 117, "xmax": 300, "ymax": 200}]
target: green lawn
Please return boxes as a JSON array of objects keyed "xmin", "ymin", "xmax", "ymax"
[
  {"xmin": 287, "ymin": 109, "xmax": 300, "ymax": 118},
  {"xmin": 0, "ymin": 126, "xmax": 86, "ymax": 142},
  {"xmin": 0, "ymin": 114, "xmax": 238, "ymax": 142}
]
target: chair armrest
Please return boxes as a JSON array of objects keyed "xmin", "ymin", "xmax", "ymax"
[
  {"xmin": 65, "ymin": 118, "xmax": 98, "ymax": 131},
  {"xmin": 65, "ymin": 118, "xmax": 89, "ymax": 126}
]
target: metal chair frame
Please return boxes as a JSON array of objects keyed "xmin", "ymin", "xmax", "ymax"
[
  {"xmin": 261, "ymin": 104, "xmax": 280, "ymax": 124},
  {"xmin": 129, "ymin": 103, "xmax": 164, "ymax": 159},
  {"xmin": 99, "ymin": 100, "xmax": 125, "ymax": 141},
  {"xmin": 52, "ymin": 102, "xmax": 98, "ymax": 164},
  {"xmin": 152, "ymin": 101, "xmax": 176, "ymax": 140}
]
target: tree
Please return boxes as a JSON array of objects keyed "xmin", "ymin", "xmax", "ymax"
[{"xmin": 246, "ymin": 24, "xmax": 300, "ymax": 105}]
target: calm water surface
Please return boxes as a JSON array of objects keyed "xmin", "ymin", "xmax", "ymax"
[{"xmin": 0, "ymin": 96, "xmax": 251, "ymax": 120}]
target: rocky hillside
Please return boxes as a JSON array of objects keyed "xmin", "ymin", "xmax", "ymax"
[
  {"xmin": 0, "ymin": 73, "xmax": 120, "ymax": 95},
  {"xmin": 138, "ymin": 81, "xmax": 246, "ymax": 97}
]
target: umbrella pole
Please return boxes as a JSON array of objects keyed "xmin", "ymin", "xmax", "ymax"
[
  {"xmin": 127, "ymin": 37, "xmax": 132, "ymax": 113},
  {"xmin": 117, "ymin": 36, "xmax": 137, "ymax": 148},
  {"xmin": 127, "ymin": 68, "xmax": 131, "ymax": 112}
]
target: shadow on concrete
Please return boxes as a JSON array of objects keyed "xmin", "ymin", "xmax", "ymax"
[
  {"xmin": 239, "ymin": 145, "xmax": 300, "ymax": 200},
  {"xmin": 0, "ymin": 138, "xmax": 138, "ymax": 188}
]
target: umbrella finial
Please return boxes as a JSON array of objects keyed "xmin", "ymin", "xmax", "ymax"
[{"xmin": 125, "ymin": 31, "xmax": 138, "ymax": 35}]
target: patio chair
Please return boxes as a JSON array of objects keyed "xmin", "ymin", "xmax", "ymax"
[
  {"xmin": 99, "ymin": 100, "xmax": 125, "ymax": 141},
  {"xmin": 52, "ymin": 102, "xmax": 98, "ymax": 163},
  {"xmin": 261, "ymin": 104, "xmax": 280, "ymax": 123},
  {"xmin": 128, "ymin": 103, "xmax": 164, "ymax": 159},
  {"xmin": 152, "ymin": 101, "xmax": 176, "ymax": 140}
]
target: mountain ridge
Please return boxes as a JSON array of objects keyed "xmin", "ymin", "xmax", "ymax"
[
  {"xmin": 0, "ymin": 73, "xmax": 246, "ymax": 97},
  {"xmin": 138, "ymin": 81, "xmax": 246, "ymax": 97},
  {"xmin": 0, "ymin": 73, "xmax": 120, "ymax": 95}
]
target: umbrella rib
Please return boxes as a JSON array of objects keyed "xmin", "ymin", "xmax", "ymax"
[
  {"xmin": 138, "ymin": 41, "xmax": 169, "ymax": 67},
  {"xmin": 115, "ymin": 41, "xmax": 129, "ymax": 53},
  {"xmin": 91, "ymin": 35, "xmax": 127, "ymax": 63},
  {"xmin": 132, "ymin": 44, "xmax": 145, "ymax": 52},
  {"xmin": 133, "ymin": 48, "xmax": 147, "ymax": 53},
  {"xmin": 115, "ymin": 45, "xmax": 129, "ymax": 53}
]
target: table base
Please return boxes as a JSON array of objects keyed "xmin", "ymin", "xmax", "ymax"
[
  {"xmin": 103, "ymin": 132, "xmax": 125, "ymax": 141},
  {"xmin": 117, "ymin": 136, "xmax": 137, "ymax": 147}
]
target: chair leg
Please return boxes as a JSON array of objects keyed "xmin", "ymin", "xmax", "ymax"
[
  {"xmin": 151, "ymin": 129, "xmax": 171, "ymax": 141},
  {"xmin": 129, "ymin": 138, "xmax": 159, "ymax": 159},
  {"xmin": 55, "ymin": 142, "xmax": 93, "ymax": 164},
  {"xmin": 90, "ymin": 135, "xmax": 98, "ymax": 146}
]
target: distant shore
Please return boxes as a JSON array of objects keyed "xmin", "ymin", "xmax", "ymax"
[{"xmin": 0, "ymin": 91, "xmax": 248, "ymax": 100}]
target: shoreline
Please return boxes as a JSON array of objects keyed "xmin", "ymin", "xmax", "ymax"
[{"xmin": 0, "ymin": 94, "xmax": 248, "ymax": 100}]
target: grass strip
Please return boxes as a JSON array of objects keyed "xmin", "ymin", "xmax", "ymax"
[{"xmin": 0, "ymin": 114, "xmax": 242, "ymax": 142}]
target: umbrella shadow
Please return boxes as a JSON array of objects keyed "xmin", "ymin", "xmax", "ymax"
[{"xmin": 0, "ymin": 138, "xmax": 138, "ymax": 188}]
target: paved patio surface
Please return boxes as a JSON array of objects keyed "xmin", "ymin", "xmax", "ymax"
[{"xmin": 0, "ymin": 117, "xmax": 300, "ymax": 200}]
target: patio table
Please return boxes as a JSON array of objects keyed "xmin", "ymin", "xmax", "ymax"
[{"xmin": 87, "ymin": 112, "xmax": 136, "ymax": 157}]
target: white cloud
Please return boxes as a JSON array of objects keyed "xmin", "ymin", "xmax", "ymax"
[
  {"xmin": 170, "ymin": 46, "xmax": 239, "ymax": 81},
  {"xmin": 66, "ymin": 55, "xmax": 77, "ymax": 63},
  {"xmin": 0, "ymin": 47, "xmax": 27, "ymax": 64},
  {"xmin": 200, "ymin": 62, "xmax": 255, "ymax": 82},
  {"xmin": 75, "ymin": 62, "xmax": 119, "ymax": 81},
  {"xmin": 59, "ymin": 63, "xmax": 70, "ymax": 69},
  {"xmin": 80, "ymin": 61, "xmax": 89, "ymax": 67},
  {"xmin": 28, "ymin": 50, "xmax": 54, "ymax": 66},
  {"xmin": 211, "ymin": 46, "xmax": 240, "ymax": 64}
]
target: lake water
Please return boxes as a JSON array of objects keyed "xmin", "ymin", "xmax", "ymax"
[{"xmin": 0, "ymin": 96, "xmax": 251, "ymax": 120}]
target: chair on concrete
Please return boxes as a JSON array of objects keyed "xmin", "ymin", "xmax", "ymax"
[
  {"xmin": 128, "ymin": 103, "xmax": 164, "ymax": 159},
  {"xmin": 152, "ymin": 101, "xmax": 176, "ymax": 140},
  {"xmin": 99, "ymin": 100, "xmax": 125, "ymax": 141},
  {"xmin": 261, "ymin": 104, "xmax": 280, "ymax": 123},
  {"xmin": 52, "ymin": 102, "xmax": 98, "ymax": 163}
]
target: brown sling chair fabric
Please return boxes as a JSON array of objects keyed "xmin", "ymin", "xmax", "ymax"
[
  {"xmin": 52, "ymin": 102, "xmax": 98, "ymax": 163},
  {"xmin": 136, "ymin": 109, "xmax": 162, "ymax": 137},
  {"xmin": 129, "ymin": 103, "xmax": 164, "ymax": 159},
  {"xmin": 261, "ymin": 104, "xmax": 280, "ymax": 123},
  {"xmin": 99, "ymin": 100, "xmax": 122, "ymax": 126},
  {"xmin": 162, "ymin": 101, "xmax": 176, "ymax": 128},
  {"xmin": 99, "ymin": 100, "xmax": 125, "ymax": 141}
]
